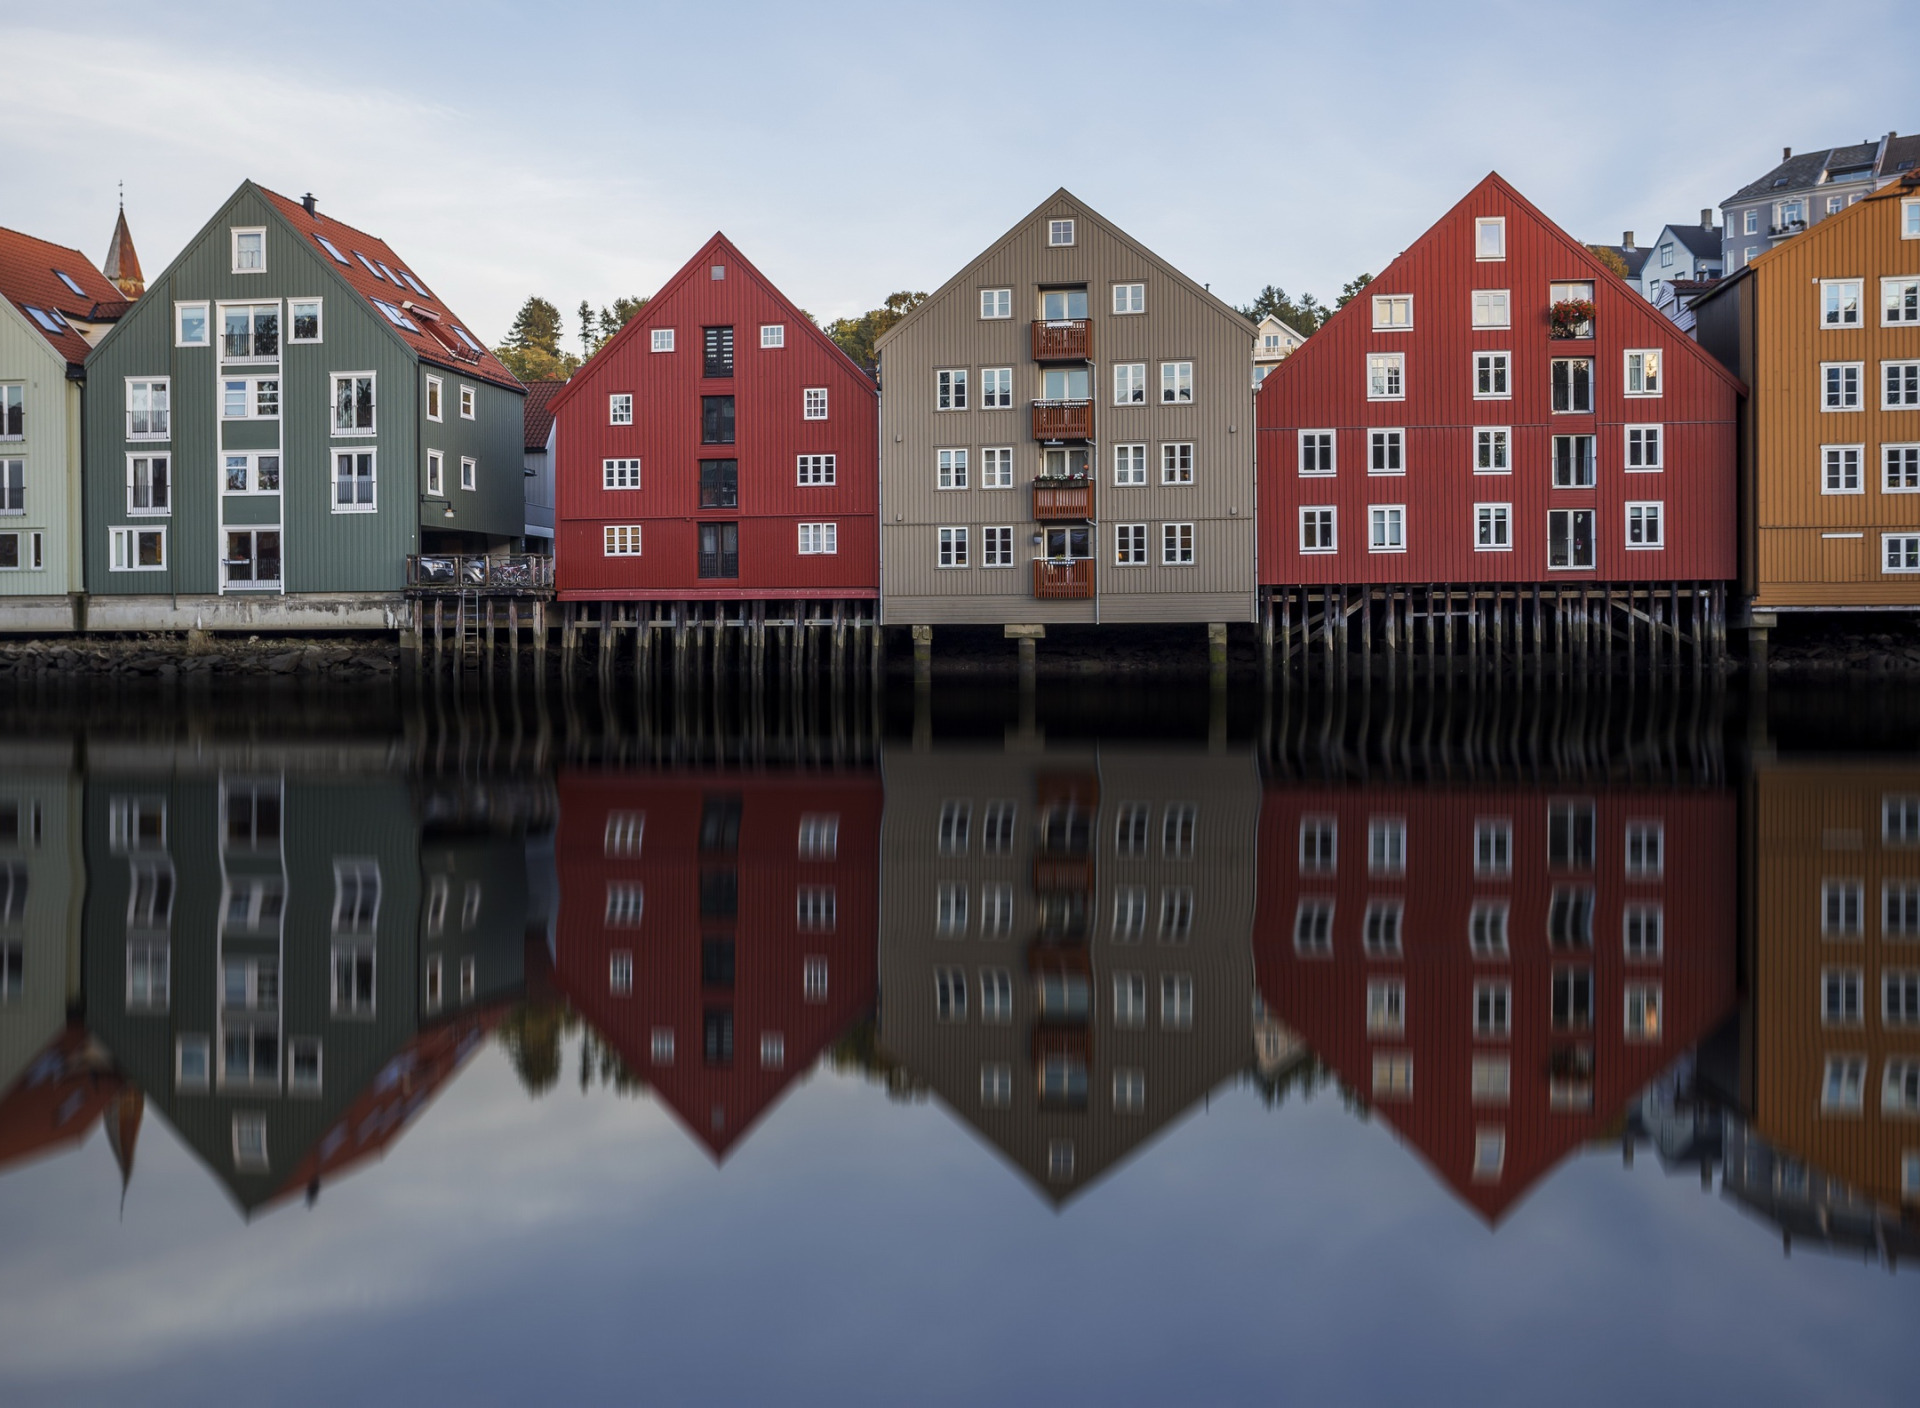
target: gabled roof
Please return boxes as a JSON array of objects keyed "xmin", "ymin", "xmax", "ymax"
[
  {"xmin": 873, "ymin": 187, "xmax": 1255, "ymax": 354},
  {"xmin": 1602, "ymin": 243, "xmax": 1653, "ymax": 280},
  {"xmin": 1255, "ymin": 313, "xmax": 1311, "ymax": 341},
  {"xmin": 1702, "ymin": 166, "xmax": 1920, "ymax": 302},
  {"xmin": 1661, "ymin": 223, "xmax": 1723, "ymax": 261},
  {"xmin": 522, "ymin": 379, "xmax": 565, "ymax": 451},
  {"xmin": 1723, "ymin": 140, "xmax": 1883, "ymax": 204},
  {"xmin": 0, "ymin": 223, "xmax": 125, "ymax": 368},
  {"xmin": 548, "ymin": 232, "xmax": 874, "ymax": 418},
  {"xmin": 256, "ymin": 186, "xmax": 523, "ymax": 392}
]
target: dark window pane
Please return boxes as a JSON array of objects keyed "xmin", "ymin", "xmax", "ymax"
[
  {"xmin": 700, "ymin": 797, "xmax": 742, "ymax": 853},
  {"xmin": 703, "ymin": 1008, "xmax": 734, "ymax": 1065},
  {"xmin": 699, "ymin": 869, "xmax": 738, "ymax": 919},
  {"xmin": 702, "ymin": 326, "xmax": 734, "ymax": 378},
  {"xmin": 701, "ymin": 396, "xmax": 735, "ymax": 444},
  {"xmin": 697, "ymin": 522, "xmax": 739, "ymax": 579},
  {"xmin": 699, "ymin": 459, "xmax": 738, "ymax": 509},
  {"xmin": 701, "ymin": 937, "xmax": 736, "ymax": 988}
]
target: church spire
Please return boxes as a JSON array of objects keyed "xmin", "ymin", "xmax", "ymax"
[{"xmin": 103, "ymin": 187, "xmax": 144, "ymax": 300}]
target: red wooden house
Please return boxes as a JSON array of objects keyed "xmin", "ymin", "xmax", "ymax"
[
  {"xmin": 551, "ymin": 769, "xmax": 879, "ymax": 1161},
  {"xmin": 549, "ymin": 235, "xmax": 878, "ymax": 609},
  {"xmin": 1252, "ymin": 783, "xmax": 1736, "ymax": 1224},
  {"xmin": 1256, "ymin": 174, "xmax": 1741, "ymax": 634}
]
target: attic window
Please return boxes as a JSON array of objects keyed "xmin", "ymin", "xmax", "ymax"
[
  {"xmin": 450, "ymin": 326, "xmax": 482, "ymax": 353},
  {"xmin": 1829, "ymin": 166, "xmax": 1873, "ymax": 182},
  {"xmin": 1048, "ymin": 219, "xmax": 1076, "ymax": 246},
  {"xmin": 400, "ymin": 271, "xmax": 430, "ymax": 298},
  {"xmin": 25, "ymin": 307, "xmax": 63, "ymax": 333},
  {"xmin": 1771, "ymin": 177, "xmax": 1790, "ymax": 188},
  {"xmin": 710, "ymin": 265, "xmax": 725, "ymax": 280},
  {"xmin": 54, "ymin": 270, "xmax": 86, "ymax": 297},
  {"xmin": 355, "ymin": 252, "xmax": 385, "ymax": 280},
  {"xmin": 377, "ymin": 261, "xmax": 402, "ymax": 284},
  {"xmin": 315, "ymin": 235, "xmax": 349, "ymax": 265},
  {"xmin": 372, "ymin": 298, "xmax": 420, "ymax": 332}
]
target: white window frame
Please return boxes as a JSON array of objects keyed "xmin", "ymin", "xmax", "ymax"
[
  {"xmin": 797, "ymin": 522, "xmax": 837, "ymax": 555},
  {"xmin": 459, "ymin": 385, "xmax": 474, "ymax": 420},
  {"xmin": 1886, "ymin": 444, "xmax": 1920, "ymax": 494},
  {"xmin": 108, "ymin": 525, "xmax": 166, "ymax": 571},
  {"xmin": 425, "ymin": 449, "xmax": 444, "ymax": 497},
  {"xmin": 609, "ymin": 393, "xmax": 633, "ymax": 425},
  {"xmin": 331, "ymin": 372, "xmax": 375, "ymax": 436},
  {"xmin": 460, "ymin": 456, "xmax": 476, "ymax": 492},
  {"xmin": 1471, "ymin": 288, "xmax": 1511, "ymax": 327},
  {"xmin": 1367, "ymin": 353, "xmax": 1405, "ymax": 401},
  {"xmin": 1369, "ymin": 504, "xmax": 1405, "ymax": 553},
  {"xmin": 1475, "ymin": 502, "xmax": 1511, "ymax": 552},
  {"xmin": 1882, "ymin": 278, "xmax": 1920, "ymax": 326},
  {"xmin": 979, "ymin": 446, "xmax": 1012, "ymax": 489},
  {"xmin": 1905, "ymin": 199, "xmax": 1920, "ymax": 239},
  {"xmin": 1371, "ymin": 294, "xmax": 1413, "ymax": 330},
  {"xmin": 982, "ymin": 525, "xmax": 1014, "ymax": 567},
  {"xmin": 1112, "ymin": 282, "xmax": 1145, "ymax": 315},
  {"xmin": 1048, "ymin": 219, "xmax": 1075, "ymax": 246},
  {"xmin": 1548, "ymin": 508, "xmax": 1596, "ymax": 569},
  {"xmin": 979, "ymin": 288, "xmax": 1012, "ymax": 320},
  {"xmin": 1161, "ymin": 442, "xmax": 1194, "ymax": 485},
  {"xmin": 1624, "ymin": 349, "xmax": 1662, "ymax": 397},
  {"xmin": 1160, "ymin": 361, "xmax": 1194, "ymax": 404},
  {"xmin": 603, "ymin": 524, "xmax": 643, "ymax": 556},
  {"xmin": 287, "ymin": 298, "xmax": 322, "ymax": 345},
  {"xmin": 1626, "ymin": 501, "xmax": 1665, "ymax": 549},
  {"xmin": 174, "ymin": 301, "xmax": 210, "ymax": 348},
  {"xmin": 1300, "ymin": 506, "xmax": 1336, "ymax": 554},
  {"xmin": 423, "ymin": 375, "xmax": 444, "ymax": 423},
  {"xmin": 1625, "ymin": 424, "xmax": 1663, "ymax": 471},
  {"xmin": 937, "ymin": 447, "xmax": 968, "ymax": 490},
  {"xmin": 230, "ymin": 227, "xmax": 266, "ymax": 274},
  {"xmin": 803, "ymin": 387, "xmax": 828, "ymax": 420},
  {"xmin": 1821, "ymin": 278, "xmax": 1864, "ymax": 328},
  {"xmin": 760, "ymin": 323, "xmax": 785, "ymax": 348},
  {"xmin": 1114, "ymin": 442, "xmax": 1147, "ymax": 486},
  {"xmin": 1883, "ymin": 360, "xmax": 1920, "ymax": 410},
  {"xmin": 1162, "ymin": 521, "xmax": 1195, "ymax": 565},
  {"xmin": 1473, "ymin": 426, "xmax": 1510, "ymax": 475},
  {"xmin": 125, "ymin": 453, "xmax": 170, "ymax": 516},
  {"xmin": 981, "ymin": 367, "xmax": 1013, "ymax": 409},
  {"xmin": 797, "ymin": 453, "xmax": 836, "ymax": 486},
  {"xmin": 1886, "ymin": 533, "xmax": 1920, "ymax": 573},
  {"xmin": 604, "ymin": 458, "xmax": 641, "ymax": 490},
  {"xmin": 1299, "ymin": 429, "xmax": 1336, "ymax": 476},
  {"xmin": 1114, "ymin": 363, "xmax": 1147, "ymax": 405},
  {"xmin": 1368, "ymin": 429, "xmax": 1404, "ymax": 476},
  {"xmin": 936, "ymin": 368, "xmax": 968, "ymax": 411},
  {"xmin": 331, "ymin": 450, "xmax": 375, "ymax": 513},
  {"xmin": 125, "ymin": 377, "xmax": 170, "ymax": 440},
  {"xmin": 1473, "ymin": 351, "xmax": 1511, "ymax": 400},
  {"xmin": 1823, "ymin": 362, "xmax": 1864, "ymax": 412},
  {"xmin": 1822, "ymin": 444, "xmax": 1865, "ymax": 495},
  {"xmin": 1475, "ymin": 217, "xmax": 1506, "ymax": 260},
  {"xmin": 650, "ymin": 328, "xmax": 674, "ymax": 352},
  {"xmin": 937, "ymin": 526, "xmax": 969, "ymax": 568},
  {"xmin": 1115, "ymin": 522, "xmax": 1148, "ymax": 565}
]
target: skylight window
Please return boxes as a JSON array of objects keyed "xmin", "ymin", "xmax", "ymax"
[
  {"xmin": 54, "ymin": 270, "xmax": 87, "ymax": 297},
  {"xmin": 373, "ymin": 299, "xmax": 419, "ymax": 332},
  {"xmin": 316, "ymin": 235, "xmax": 349, "ymax": 265},
  {"xmin": 377, "ymin": 261, "xmax": 401, "ymax": 284},
  {"xmin": 355, "ymin": 252, "xmax": 385, "ymax": 280},
  {"xmin": 400, "ymin": 271, "xmax": 430, "ymax": 298},
  {"xmin": 451, "ymin": 326, "xmax": 481, "ymax": 352},
  {"xmin": 25, "ymin": 306, "xmax": 63, "ymax": 332}
]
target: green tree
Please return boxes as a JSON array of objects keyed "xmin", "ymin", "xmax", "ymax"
[
  {"xmin": 823, "ymin": 291, "xmax": 928, "ymax": 371},
  {"xmin": 1587, "ymin": 244, "xmax": 1631, "ymax": 279},
  {"xmin": 1238, "ymin": 285, "xmax": 1328, "ymax": 336},
  {"xmin": 494, "ymin": 295, "xmax": 580, "ymax": 382},
  {"xmin": 1334, "ymin": 272, "xmax": 1374, "ymax": 309},
  {"xmin": 498, "ymin": 998, "xmax": 575, "ymax": 1097},
  {"xmin": 578, "ymin": 296, "xmax": 649, "ymax": 360}
]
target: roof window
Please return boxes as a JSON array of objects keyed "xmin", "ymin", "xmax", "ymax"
[
  {"xmin": 54, "ymin": 270, "xmax": 87, "ymax": 297},
  {"xmin": 400, "ymin": 271, "xmax": 430, "ymax": 298},
  {"xmin": 316, "ymin": 235, "xmax": 349, "ymax": 265},
  {"xmin": 377, "ymin": 261, "xmax": 401, "ymax": 284},
  {"xmin": 25, "ymin": 306, "xmax": 63, "ymax": 332},
  {"xmin": 372, "ymin": 298, "xmax": 419, "ymax": 332},
  {"xmin": 450, "ymin": 325, "xmax": 481, "ymax": 353},
  {"xmin": 355, "ymin": 252, "xmax": 385, "ymax": 280}
]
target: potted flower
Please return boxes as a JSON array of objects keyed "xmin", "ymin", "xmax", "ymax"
[{"xmin": 1550, "ymin": 298, "xmax": 1596, "ymax": 339}]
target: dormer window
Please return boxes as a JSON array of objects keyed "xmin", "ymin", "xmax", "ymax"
[
  {"xmin": 1476, "ymin": 218, "xmax": 1506, "ymax": 260},
  {"xmin": 1049, "ymin": 219, "xmax": 1076, "ymax": 246},
  {"xmin": 232, "ymin": 228, "xmax": 266, "ymax": 273}
]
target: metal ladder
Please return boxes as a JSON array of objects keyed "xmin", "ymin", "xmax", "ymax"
[{"xmin": 456, "ymin": 590, "xmax": 483, "ymax": 661}]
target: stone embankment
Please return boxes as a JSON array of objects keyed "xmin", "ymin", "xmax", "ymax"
[
  {"xmin": 1765, "ymin": 622, "xmax": 1920, "ymax": 678},
  {"xmin": 0, "ymin": 635, "xmax": 401, "ymax": 681}
]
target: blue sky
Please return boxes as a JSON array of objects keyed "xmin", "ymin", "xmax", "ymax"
[{"xmin": 3, "ymin": 1, "xmax": 1916, "ymax": 353}]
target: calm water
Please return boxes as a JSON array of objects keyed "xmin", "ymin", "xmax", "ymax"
[{"xmin": 0, "ymin": 677, "xmax": 1916, "ymax": 1407}]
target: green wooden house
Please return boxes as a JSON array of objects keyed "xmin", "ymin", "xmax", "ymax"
[{"xmin": 80, "ymin": 182, "xmax": 525, "ymax": 631}]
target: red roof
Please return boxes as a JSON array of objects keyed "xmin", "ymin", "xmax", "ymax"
[
  {"xmin": 0, "ymin": 223, "xmax": 125, "ymax": 368},
  {"xmin": 522, "ymin": 378, "xmax": 566, "ymax": 451},
  {"xmin": 256, "ymin": 187, "xmax": 523, "ymax": 393}
]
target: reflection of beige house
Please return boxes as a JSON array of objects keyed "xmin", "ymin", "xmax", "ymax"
[
  {"xmin": 0, "ymin": 744, "xmax": 84, "ymax": 1100},
  {"xmin": 1250, "ymin": 314, "xmax": 1308, "ymax": 389},
  {"xmin": 876, "ymin": 743, "xmax": 1259, "ymax": 1205}
]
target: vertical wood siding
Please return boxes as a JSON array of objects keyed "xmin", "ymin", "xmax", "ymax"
[
  {"xmin": 552, "ymin": 236, "xmax": 879, "ymax": 600},
  {"xmin": 1257, "ymin": 174, "xmax": 1741, "ymax": 588},
  {"xmin": 0, "ymin": 310, "xmax": 77, "ymax": 596}
]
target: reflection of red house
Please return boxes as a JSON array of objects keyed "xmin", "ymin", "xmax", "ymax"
[
  {"xmin": 1253, "ymin": 785, "xmax": 1736, "ymax": 1224},
  {"xmin": 553, "ymin": 771, "xmax": 879, "ymax": 1160},
  {"xmin": 0, "ymin": 1026, "xmax": 122, "ymax": 1175}
]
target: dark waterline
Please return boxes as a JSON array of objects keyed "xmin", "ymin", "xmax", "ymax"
[{"xmin": 0, "ymin": 676, "xmax": 1914, "ymax": 1407}]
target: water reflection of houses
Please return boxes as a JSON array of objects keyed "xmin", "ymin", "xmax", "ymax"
[
  {"xmin": 1254, "ymin": 779, "xmax": 1738, "ymax": 1223},
  {"xmin": 78, "ymin": 742, "xmax": 527, "ymax": 1216},
  {"xmin": 551, "ymin": 769, "xmax": 880, "ymax": 1159},
  {"xmin": 876, "ymin": 744, "xmax": 1260, "ymax": 1205}
]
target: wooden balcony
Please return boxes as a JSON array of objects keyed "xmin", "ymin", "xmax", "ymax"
[
  {"xmin": 1033, "ymin": 558, "xmax": 1093, "ymax": 600},
  {"xmin": 406, "ymin": 553, "xmax": 554, "ymax": 594},
  {"xmin": 1031, "ymin": 400, "xmax": 1092, "ymax": 442},
  {"xmin": 1032, "ymin": 477, "xmax": 1094, "ymax": 522},
  {"xmin": 1030, "ymin": 319, "xmax": 1092, "ymax": 362}
]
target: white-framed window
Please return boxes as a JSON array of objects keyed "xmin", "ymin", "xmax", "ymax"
[
  {"xmin": 608, "ymin": 392, "xmax": 633, "ymax": 425},
  {"xmin": 1887, "ymin": 970, "xmax": 1920, "ymax": 1027},
  {"xmin": 1885, "ymin": 1060, "xmax": 1920, "ymax": 1116},
  {"xmin": 935, "ymin": 966, "xmax": 968, "ymax": 1021},
  {"xmin": 1884, "ymin": 361, "xmax": 1920, "ymax": 409},
  {"xmin": 0, "ymin": 528, "xmax": 34, "ymax": 570},
  {"xmin": 1553, "ymin": 434, "xmax": 1597, "ymax": 487},
  {"xmin": 796, "ymin": 453, "xmax": 836, "ymax": 486},
  {"xmin": 1822, "ymin": 279, "xmax": 1863, "ymax": 328},
  {"xmin": 603, "ymin": 458, "xmax": 641, "ymax": 490},
  {"xmin": 937, "ymin": 368, "xmax": 968, "ymax": 410},
  {"xmin": 1906, "ymin": 199, "xmax": 1920, "ymax": 239},
  {"xmin": 937, "ymin": 447, "xmax": 968, "ymax": 489},
  {"xmin": 126, "ymin": 378, "xmax": 170, "ymax": 439},
  {"xmin": 760, "ymin": 323, "xmax": 785, "ymax": 348},
  {"xmin": 332, "ymin": 373, "xmax": 374, "ymax": 434},
  {"xmin": 1475, "ymin": 818, "xmax": 1512, "ymax": 876},
  {"xmin": 803, "ymin": 956, "xmax": 829, "ymax": 1003},
  {"xmin": 1469, "ymin": 900, "xmax": 1509, "ymax": 958},
  {"xmin": 977, "ymin": 1062, "xmax": 1012, "ymax": 1109},
  {"xmin": 126, "ymin": 454, "xmax": 170, "ymax": 515},
  {"xmin": 1474, "ymin": 351, "xmax": 1510, "ymax": 399},
  {"xmin": 331, "ymin": 450, "xmax": 374, "ymax": 511},
  {"xmin": 1625, "ymin": 424, "xmax": 1663, "ymax": 470},
  {"xmin": 1624, "ymin": 821, "xmax": 1664, "ymax": 877},
  {"xmin": 937, "ymin": 527, "xmax": 968, "ymax": 567},
  {"xmin": 1160, "ymin": 361, "xmax": 1193, "ymax": 404},
  {"xmin": 1098, "ymin": 443, "xmax": 1143, "ymax": 491},
  {"xmin": 1368, "ymin": 816, "xmax": 1406, "ymax": 876},
  {"xmin": 1160, "ymin": 972, "xmax": 1194, "ymax": 1030},
  {"xmin": 980, "ymin": 367, "xmax": 1012, "ymax": 409},
  {"xmin": 1368, "ymin": 978, "xmax": 1406, "ymax": 1036},
  {"xmin": 650, "ymin": 328, "xmax": 674, "ymax": 352},
  {"xmin": 1624, "ymin": 350, "xmax": 1661, "ymax": 397},
  {"xmin": 981, "ymin": 446, "xmax": 1013, "ymax": 488},
  {"xmin": 1367, "ymin": 353, "xmax": 1405, "ymax": 400},
  {"xmin": 1114, "ymin": 363, "xmax": 1147, "ymax": 405},
  {"xmin": 1300, "ymin": 506, "xmax": 1336, "ymax": 553},
  {"xmin": 1823, "ymin": 444, "xmax": 1864, "ymax": 494},
  {"xmin": 231, "ymin": 227, "xmax": 266, "ymax": 273},
  {"xmin": 798, "ymin": 522, "xmax": 837, "ymax": 555},
  {"xmin": 1476, "ymin": 502, "xmax": 1511, "ymax": 551},
  {"xmin": 1372, "ymin": 294, "xmax": 1412, "ymax": 330},
  {"xmin": 219, "ymin": 302, "xmax": 279, "ymax": 359},
  {"xmin": 1882, "ymin": 279, "xmax": 1920, "ymax": 326},
  {"xmin": 108, "ymin": 526, "xmax": 165, "ymax": 571},
  {"xmin": 603, "ymin": 811, "xmax": 645, "ymax": 858},
  {"xmin": 1474, "ymin": 426, "xmax": 1510, "ymax": 473},
  {"xmin": 1884, "ymin": 879, "xmax": 1920, "ymax": 937},
  {"xmin": 1473, "ymin": 1128, "xmax": 1506, "ymax": 1182},
  {"xmin": 1363, "ymin": 899, "xmax": 1404, "ymax": 957},
  {"xmin": 606, "ymin": 950, "xmax": 634, "ymax": 996},
  {"xmin": 1159, "ymin": 886, "xmax": 1195, "ymax": 941},
  {"xmin": 175, "ymin": 1034, "xmax": 210, "ymax": 1091},
  {"xmin": 1824, "ymin": 362, "xmax": 1863, "ymax": 410},
  {"xmin": 1821, "ymin": 1055, "xmax": 1867, "ymax": 1112},
  {"xmin": 797, "ymin": 885, "xmax": 837, "ymax": 933},
  {"xmin": 1369, "ymin": 429, "xmax": 1403, "ymax": 474},
  {"xmin": 1113, "ymin": 282, "xmax": 1145, "ymax": 314},
  {"xmin": 1475, "ymin": 217, "xmax": 1506, "ymax": 260},
  {"xmin": 979, "ymin": 288, "xmax": 1011, "ymax": 320},
  {"xmin": 1626, "ymin": 501, "xmax": 1664, "ymax": 548},
  {"xmin": 421, "ymin": 377, "xmax": 444, "ymax": 426},
  {"xmin": 1552, "ymin": 358, "xmax": 1594, "ymax": 413},
  {"xmin": 977, "ymin": 967, "xmax": 1013, "ymax": 1025},
  {"xmin": 1470, "ymin": 289, "xmax": 1511, "ymax": 329},
  {"xmin": 458, "ymin": 385, "xmax": 473, "ymax": 419},
  {"xmin": 0, "ymin": 386, "xmax": 18, "ymax": 444},
  {"xmin": 1298, "ymin": 430, "xmax": 1335, "ymax": 476},
  {"xmin": 1300, "ymin": 816, "xmax": 1337, "ymax": 873},
  {"xmin": 1294, "ymin": 898, "xmax": 1334, "ymax": 956},
  {"xmin": 649, "ymin": 1027, "xmax": 675, "ymax": 1065},
  {"xmin": 1369, "ymin": 505, "xmax": 1405, "ymax": 552},
  {"xmin": 1161, "ymin": 442, "xmax": 1194, "ymax": 485},
  {"xmin": 1116, "ymin": 522, "xmax": 1148, "ymax": 565},
  {"xmin": 803, "ymin": 387, "xmax": 828, "ymax": 420},
  {"xmin": 1048, "ymin": 218, "xmax": 1075, "ymax": 246},
  {"xmin": 1624, "ymin": 902, "xmax": 1664, "ymax": 961},
  {"xmin": 981, "ymin": 525, "xmax": 1014, "ymax": 566},
  {"xmin": 332, "ymin": 858, "xmax": 382, "ymax": 936},
  {"xmin": 1471, "ymin": 1054, "xmax": 1510, "ymax": 1105},
  {"xmin": 603, "ymin": 524, "xmax": 643, "ymax": 556},
  {"xmin": 289, "ymin": 298, "xmax": 322, "ymax": 343},
  {"xmin": 459, "ymin": 456, "xmax": 476, "ymax": 492},
  {"xmin": 1112, "ymin": 887, "xmax": 1148, "ymax": 941},
  {"xmin": 1162, "ymin": 521, "xmax": 1194, "ymax": 565},
  {"xmin": 1474, "ymin": 979, "xmax": 1512, "ymax": 1038},
  {"xmin": 1743, "ymin": 210, "xmax": 1760, "ymax": 236},
  {"xmin": 221, "ymin": 376, "xmax": 279, "ymax": 420},
  {"xmin": 174, "ymin": 301, "xmax": 209, "ymax": 347},
  {"xmin": 1886, "ymin": 534, "xmax": 1920, "ymax": 573},
  {"xmin": 1372, "ymin": 1052, "xmax": 1413, "ymax": 1100},
  {"xmin": 1114, "ymin": 804, "xmax": 1149, "ymax": 858},
  {"xmin": 980, "ymin": 882, "xmax": 1014, "ymax": 936},
  {"xmin": 1623, "ymin": 982, "xmax": 1663, "ymax": 1042},
  {"xmin": 1823, "ymin": 967, "xmax": 1864, "ymax": 1025},
  {"xmin": 1888, "ymin": 796, "xmax": 1920, "ymax": 844},
  {"xmin": 1162, "ymin": 803, "xmax": 1197, "ymax": 859}
]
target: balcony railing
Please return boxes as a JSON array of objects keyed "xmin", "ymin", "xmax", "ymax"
[
  {"xmin": 1030, "ymin": 319, "xmax": 1092, "ymax": 362},
  {"xmin": 1031, "ymin": 400, "xmax": 1093, "ymax": 442},
  {"xmin": 1033, "ymin": 558, "xmax": 1093, "ymax": 600},
  {"xmin": 406, "ymin": 553, "xmax": 554, "ymax": 592},
  {"xmin": 1033, "ymin": 476, "xmax": 1094, "ymax": 521}
]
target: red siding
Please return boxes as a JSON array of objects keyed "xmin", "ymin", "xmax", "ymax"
[
  {"xmin": 1256, "ymin": 173, "xmax": 1741, "ymax": 586},
  {"xmin": 552, "ymin": 234, "xmax": 879, "ymax": 600},
  {"xmin": 551, "ymin": 770, "xmax": 879, "ymax": 1160},
  {"xmin": 1252, "ymin": 785, "xmax": 1736, "ymax": 1223}
]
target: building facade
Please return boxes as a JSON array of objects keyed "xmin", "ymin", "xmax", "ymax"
[
  {"xmin": 1252, "ymin": 313, "xmax": 1309, "ymax": 388},
  {"xmin": 1257, "ymin": 174, "xmax": 1741, "ymax": 605},
  {"xmin": 522, "ymin": 379, "xmax": 562, "ymax": 551},
  {"xmin": 0, "ymin": 223, "xmax": 129, "ymax": 628},
  {"xmin": 1720, "ymin": 135, "xmax": 1920, "ymax": 273},
  {"xmin": 80, "ymin": 182, "xmax": 525, "ymax": 632},
  {"xmin": 875, "ymin": 744, "xmax": 1258, "ymax": 1204},
  {"xmin": 1640, "ymin": 216, "xmax": 1724, "ymax": 304},
  {"xmin": 1694, "ymin": 174, "xmax": 1920, "ymax": 608},
  {"xmin": 876, "ymin": 190, "xmax": 1257, "ymax": 628},
  {"xmin": 1253, "ymin": 782, "xmax": 1737, "ymax": 1222},
  {"xmin": 550, "ymin": 236, "xmax": 877, "ymax": 609}
]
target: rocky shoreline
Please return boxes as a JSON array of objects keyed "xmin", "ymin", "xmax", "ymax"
[{"xmin": 0, "ymin": 635, "xmax": 402, "ymax": 681}]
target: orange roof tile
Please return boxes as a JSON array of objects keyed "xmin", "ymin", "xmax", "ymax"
[
  {"xmin": 522, "ymin": 378, "xmax": 566, "ymax": 451},
  {"xmin": 0, "ymin": 223, "xmax": 125, "ymax": 368}
]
